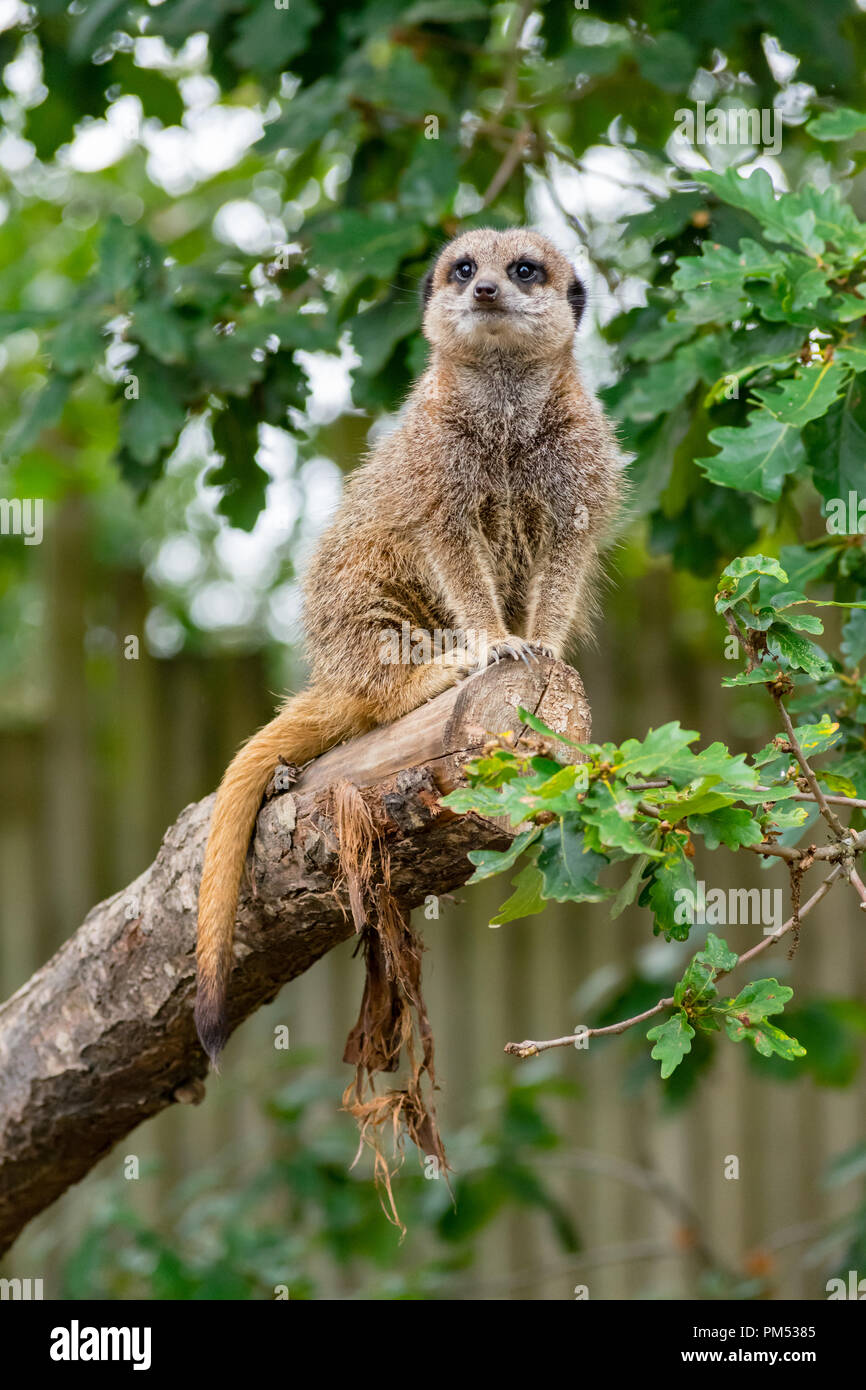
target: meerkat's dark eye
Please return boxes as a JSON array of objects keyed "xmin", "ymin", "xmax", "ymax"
[
  {"xmin": 515, "ymin": 261, "xmax": 538, "ymax": 281},
  {"xmin": 453, "ymin": 260, "xmax": 475, "ymax": 282}
]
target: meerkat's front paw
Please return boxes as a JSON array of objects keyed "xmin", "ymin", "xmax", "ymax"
[
  {"xmin": 525, "ymin": 640, "xmax": 557, "ymax": 659},
  {"xmin": 484, "ymin": 636, "xmax": 540, "ymax": 669}
]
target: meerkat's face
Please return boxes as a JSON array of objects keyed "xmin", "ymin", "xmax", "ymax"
[{"xmin": 420, "ymin": 229, "xmax": 585, "ymax": 361}]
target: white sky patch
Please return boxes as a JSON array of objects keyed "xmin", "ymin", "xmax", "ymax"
[
  {"xmin": 215, "ymin": 527, "xmax": 279, "ymax": 588},
  {"xmin": 267, "ymin": 581, "xmax": 303, "ymax": 646},
  {"xmin": 0, "ymin": 130, "xmax": 34, "ymax": 172},
  {"xmin": 179, "ymin": 73, "xmax": 219, "ymax": 112},
  {"xmin": 134, "ymin": 32, "xmax": 208, "ymax": 73},
  {"xmin": 143, "ymin": 104, "xmax": 263, "ymax": 194},
  {"xmin": 2, "ymin": 36, "xmax": 45, "ymax": 107},
  {"xmin": 145, "ymin": 606, "xmax": 186, "ymax": 658},
  {"xmin": 150, "ymin": 534, "xmax": 205, "ymax": 587},
  {"xmin": 551, "ymin": 146, "xmax": 659, "ymax": 223},
  {"xmin": 762, "ymin": 35, "xmax": 799, "ymax": 85},
  {"xmin": 296, "ymin": 343, "xmax": 356, "ymax": 424},
  {"xmin": 64, "ymin": 97, "xmax": 141, "ymax": 172},
  {"xmin": 190, "ymin": 579, "xmax": 258, "ymax": 631},
  {"xmin": 0, "ymin": 0, "xmax": 26, "ymax": 34},
  {"xmin": 298, "ymin": 457, "xmax": 343, "ymax": 532},
  {"xmin": 213, "ymin": 198, "xmax": 283, "ymax": 255},
  {"xmin": 736, "ymin": 153, "xmax": 788, "ymax": 189}
]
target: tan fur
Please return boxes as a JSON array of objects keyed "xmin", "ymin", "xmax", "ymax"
[{"xmin": 195, "ymin": 228, "xmax": 623, "ymax": 1063}]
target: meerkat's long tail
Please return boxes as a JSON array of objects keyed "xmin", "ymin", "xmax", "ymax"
[{"xmin": 195, "ymin": 688, "xmax": 369, "ymax": 1065}]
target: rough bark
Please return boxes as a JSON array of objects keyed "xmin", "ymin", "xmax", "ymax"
[{"xmin": 0, "ymin": 656, "xmax": 590, "ymax": 1255}]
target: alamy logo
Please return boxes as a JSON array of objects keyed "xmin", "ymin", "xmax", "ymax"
[
  {"xmin": 673, "ymin": 101, "xmax": 782, "ymax": 156},
  {"xmin": 0, "ymin": 1276, "xmax": 43, "ymax": 1299},
  {"xmin": 0, "ymin": 497, "xmax": 43, "ymax": 545},
  {"xmin": 825, "ymin": 491, "xmax": 866, "ymax": 535},
  {"xmin": 826, "ymin": 1271, "xmax": 866, "ymax": 1299},
  {"xmin": 674, "ymin": 880, "xmax": 783, "ymax": 933},
  {"xmin": 49, "ymin": 1320, "xmax": 152, "ymax": 1371}
]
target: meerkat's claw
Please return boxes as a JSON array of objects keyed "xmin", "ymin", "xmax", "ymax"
[
  {"xmin": 487, "ymin": 638, "xmax": 537, "ymax": 668},
  {"xmin": 526, "ymin": 641, "xmax": 556, "ymax": 659}
]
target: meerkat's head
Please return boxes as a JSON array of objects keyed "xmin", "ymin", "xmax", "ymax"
[{"xmin": 420, "ymin": 228, "xmax": 585, "ymax": 362}]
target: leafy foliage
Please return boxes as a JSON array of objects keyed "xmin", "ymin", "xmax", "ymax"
[
  {"xmin": 444, "ymin": 543, "xmax": 866, "ymax": 1079},
  {"xmin": 60, "ymin": 1063, "xmax": 581, "ymax": 1300}
]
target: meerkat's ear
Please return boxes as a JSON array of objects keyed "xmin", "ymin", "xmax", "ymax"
[
  {"xmin": 567, "ymin": 276, "xmax": 586, "ymax": 326},
  {"xmin": 420, "ymin": 266, "xmax": 436, "ymax": 311}
]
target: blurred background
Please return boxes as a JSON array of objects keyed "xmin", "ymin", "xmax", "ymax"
[{"xmin": 1, "ymin": 0, "xmax": 866, "ymax": 1299}]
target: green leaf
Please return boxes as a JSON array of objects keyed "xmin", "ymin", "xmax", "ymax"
[
  {"xmin": 721, "ymin": 664, "xmax": 786, "ymax": 687},
  {"xmin": 700, "ymin": 168, "xmax": 824, "ymax": 257},
  {"xmin": 780, "ymin": 612, "xmax": 824, "ymax": 635},
  {"xmin": 582, "ymin": 782, "xmax": 662, "ymax": 858},
  {"xmin": 791, "ymin": 715, "xmax": 842, "ymax": 756},
  {"xmin": 515, "ymin": 705, "xmax": 592, "ymax": 751},
  {"xmin": 697, "ymin": 933, "xmax": 739, "ymax": 973},
  {"xmin": 795, "ymin": 185, "xmax": 866, "ymax": 262},
  {"xmin": 228, "ymin": 0, "xmax": 320, "ymax": 73},
  {"xmin": 609, "ymin": 854, "xmax": 650, "ymax": 919},
  {"xmin": 50, "ymin": 311, "xmax": 106, "ymax": 373},
  {"xmin": 647, "ymin": 1013, "xmax": 695, "ymax": 1078},
  {"xmin": 97, "ymin": 216, "xmax": 143, "ymax": 295},
  {"xmin": 467, "ymin": 827, "xmax": 541, "ymax": 884},
  {"xmin": 687, "ymin": 807, "xmax": 764, "ymax": 850},
  {"xmin": 725, "ymin": 978, "xmax": 794, "ymax": 1023},
  {"xmin": 842, "ymin": 609, "xmax": 866, "ymax": 665},
  {"xmin": 808, "ymin": 374, "xmax": 866, "ymax": 506},
  {"xmin": 699, "ymin": 410, "xmax": 805, "ymax": 501},
  {"xmin": 119, "ymin": 359, "xmax": 186, "ymax": 466},
  {"xmin": 766, "ymin": 625, "xmax": 833, "ymax": 680},
  {"xmin": 211, "ymin": 401, "xmax": 269, "ymax": 531},
  {"xmin": 130, "ymin": 303, "xmax": 189, "ymax": 365},
  {"xmin": 671, "ymin": 238, "xmax": 785, "ymax": 325},
  {"xmin": 313, "ymin": 210, "xmax": 427, "ymax": 284},
  {"xmin": 715, "ymin": 554, "xmax": 789, "ymax": 610},
  {"xmin": 815, "ymin": 770, "xmax": 858, "ymax": 799},
  {"xmin": 350, "ymin": 296, "xmax": 419, "ymax": 378},
  {"xmin": 753, "ymin": 361, "xmax": 849, "ymax": 428},
  {"xmin": 489, "ymin": 849, "xmax": 546, "ymax": 926},
  {"xmin": 536, "ymin": 817, "xmax": 611, "ymax": 903},
  {"xmin": 657, "ymin": 778, "xmax": 735, "ymax": 820},
  {"xmin": 398, "ymin": 134, "xmax": 459, "ymax": 219},
  {"xmin": 640, "ymin": 836, "xmax": 697, "ymax": 940},
  {"xmin": 259, "ymin": 77, "xmax": 347, "ymax": 152},
  {"xmin": 612, "ymin": 721, "xmax": 698, "ymax": 778},
  {"xmin": 3, "ymin": 375, "xmax": 71, "ymax": 456},
  {"xmin": 662, "ymin": 742, "xmax": 759, "ymax": 790},
  {"xmin": 807, "ymin": 107, "xmax": 866, "ymax": 140},
  {"xmin": 725, "ymin": 1016, "xmax": 807, "ymax": 1059}
]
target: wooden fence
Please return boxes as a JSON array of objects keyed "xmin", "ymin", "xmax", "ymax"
[{"xmin": 0, "ymin": 503, "xmax": 863, "ymax": 1299}]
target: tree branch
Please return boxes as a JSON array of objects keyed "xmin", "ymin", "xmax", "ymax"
[{"xmin": 0, "ymin": 656, "xmax": 591, "ymax": 1257}]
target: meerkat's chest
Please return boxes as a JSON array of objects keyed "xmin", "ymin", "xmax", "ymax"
[{"xmin": 475, "ymin": 485, "xmax": 550, "ymax": 571}]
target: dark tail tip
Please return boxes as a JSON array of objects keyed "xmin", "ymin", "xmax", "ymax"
[{"xmin": 194, "ymin": 991, "xmax": 228, "ymax": 1072}]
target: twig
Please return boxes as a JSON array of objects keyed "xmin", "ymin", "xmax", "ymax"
[
  {"xmin": 504, "ymin": 864, "xmax": 844, "ymax": 1058},
  {"xmin": 481, "ymin": 126, "xmax": 531, "ymax": 207},
  {"xmin": 723, "ymin": 609, "xmax": 756, "ymax": 670},
  {"xmin": 772, "ymin": 692, "xmax": 847, "ymax": 839},
  {"xmin": 770, "ymin": 791, "xmax": 866, "ymax": 809}
]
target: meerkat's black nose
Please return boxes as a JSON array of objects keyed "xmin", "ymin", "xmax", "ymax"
[{"xmin": 473, "ymin": 280, "xmax": 499, "ymax": 301}]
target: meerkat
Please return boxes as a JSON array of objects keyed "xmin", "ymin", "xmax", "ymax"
[{"xmin": 195, "ymin": 227, "xmax": 623, "ymax": 1063}]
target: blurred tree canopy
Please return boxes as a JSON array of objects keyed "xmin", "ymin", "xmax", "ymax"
[{"xmin": 0, "ymin": 0, "xmax": 864, "ymax": 538}]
